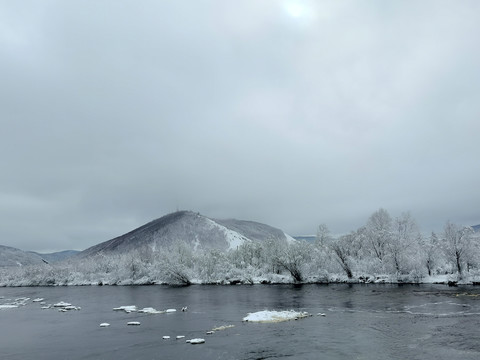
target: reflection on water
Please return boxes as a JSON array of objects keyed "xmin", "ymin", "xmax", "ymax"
[{"xmin": 0, "ymin": 284, "xmax": 479, "ymax": 360}]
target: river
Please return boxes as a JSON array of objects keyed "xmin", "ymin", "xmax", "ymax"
[{"xmin": 1, "ymin": 284, "xmax": 479, "ymax": 359}]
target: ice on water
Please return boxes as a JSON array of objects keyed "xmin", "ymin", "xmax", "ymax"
[{"xmin": 243, "ymin": 310, "xmax": 310, "ymax": 323}]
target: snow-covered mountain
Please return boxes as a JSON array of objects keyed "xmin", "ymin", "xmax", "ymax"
[
  {"xmin": 0, "ymin": 245, "xmax": 47, "ymax": 267},
  {"xmin": 78, "ymin": 211, "xmax": 294, "ymax": 258},
  {"xmin": 29, "ymin": 250, "xmax": 80, "ymax": 263}
]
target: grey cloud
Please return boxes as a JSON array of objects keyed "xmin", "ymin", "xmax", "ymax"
[{"xmin": 1, "ymin": 1, "xmax": 479, "ymax": 252}]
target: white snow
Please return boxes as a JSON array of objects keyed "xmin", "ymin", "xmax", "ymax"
[
  {"xmin": 138, "ymin": 307, "xmax": 163, "ymax": 314},
  {"xmin": 113, "ymin": 305, "xmax": 137, "ymax": 313},
  {"xmin": 212, "ymin": 325, "xmax": 235, "ymax": 331},
  {"xmin": 243, "ymin": 310, "xmax": 310, "ymax": 323},
  {"xmin": 284, "ymin": 233, "xmax": 297, "ymax": 243},
  {"xmin": 187, "ymin": 338, "xmax": 205, "ymax": 344},
  {"xmin": 53, "ymin": 302, "xmax": 72, "ymax": 307},
  {"xmin": 0, "ymin": 305, "xmax": 18, "ymax": 309},
  {"xmin": 205, "ymin": 218, "xmax": 251, "ymax": 250},
  {"xmin": 99, "ymin": 323, "xmax": 110, "ymax": 327}
]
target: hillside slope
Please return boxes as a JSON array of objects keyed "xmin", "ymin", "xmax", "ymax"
[
  {"xmin": 0, "ymin": 245, "xmax": 46, "ymax": 267},
  {"xmin": 78, "ymin": 211, "xmax": 293, "ymax": 258}
]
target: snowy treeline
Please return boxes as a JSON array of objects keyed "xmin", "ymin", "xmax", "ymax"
[{"xmin": 1, "ymin": 209, "xmax": 479, "ymax": 286}]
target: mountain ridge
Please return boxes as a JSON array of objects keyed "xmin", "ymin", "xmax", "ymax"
[{"xmin": 77, "ymin": 210, "xmax": 293, "ymax": 258}]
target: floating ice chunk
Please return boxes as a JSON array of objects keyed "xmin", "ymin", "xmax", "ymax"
[
  {"xmin": 188, "ymin": 338, "xmax": 205, "ymax": 344},
  {"xmin": 176, "ymin": 335, "xmax": 185, "ymax": 339},
  {"xmin": 165, "ymin": 308, "xmax": 176, "ymax": 313},
  {"xmin": 317, "ymin": 313, "xmax": 326, "ymax": 317},
  {"xmin": 162, "ymin": 336, "xmax": 170, "ymax": 340},
  {"xmin": 0, "ymin": 305, "xmax": 18, "ymax": 310},
  {"xmin": 127, "ymin": 321, "xmax": 141, "ymax": 326},
  {"xmin": 32, "ymin": 298, "xmax": 44, "ymax": 302},
  {"xmin": 99, "ymin": 323, "xmax": 110, "ymax": 327},
  {"xmin": 212, "ymin": 325, "xmax": 235, "ymax": 331},
  {"xmin": 113, "ymin": 305, "xmax": 137, "ymax": 313},
  {"xmin": 138, "ymin": 307, "xmax": 163, "ymax": 314},
  {"xmin": 53, "ymin": 301, "xmax": 71, "ymax": 307},
  {"xmin": 13, "ymin": 298, "xmax": 30, "ymax": 306},
  {"xmin": 206, "ymin": 331, "xmax": 214, "ymax": 335},
  {"xmin": 243, "ymin": 310, "xmax": 310, "ymax": 323}
]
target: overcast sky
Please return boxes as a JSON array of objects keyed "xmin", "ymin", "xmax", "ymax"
[{"xmin": 1, "ymin": 1, "xmax": 479, "ymax": 252}]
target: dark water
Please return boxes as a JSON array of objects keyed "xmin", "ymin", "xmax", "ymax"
[{"xmin": 1, "ymin": 284, "xmax": 480, "ymax": 360}]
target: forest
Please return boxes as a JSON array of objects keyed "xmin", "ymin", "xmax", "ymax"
[{"xmin": 1, "ymin": 209, "xmax": 479, "ymax": 287}]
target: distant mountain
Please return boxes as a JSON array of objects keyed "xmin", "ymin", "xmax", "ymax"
[
  {"xmin": 78, "ymin": 211, "xmax": 294, "ymax": 258},
  {"xmin": 29, "ymin": 250, "xmax": 80, "ymax": 263},
  {"xmin": 472, "ymin": 224, "xmax": 480, "ymax": 232},
  {"xmin": 293, "ymin": 235, "xmax": 317, "ymax": 243},
  {"xmin": 0, "ymin": 245, "xmax": 47, "ymax": 267}
]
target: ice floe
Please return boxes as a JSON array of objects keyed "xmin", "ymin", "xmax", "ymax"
[
  {"xmin": 32, "ymin": 298, "xmax": 44, "ymax": 302},
  {"xmin": 176, "ymin": 335, "xmax": 185, "ymax": 339},
  {"xmin": 186, "ymin": 338, "xmax": 205, "ymax": 344},
  {"xmin": 53, "ymin": 301, "xmax": 71, "ymax": 307},
  {"xmin": 162, "ymin": 336, "xmax": 170, "ymax": 339},
  {"xmin": 138, "ymin": 307, "xmax": 163, "ymax": 314},
  {"xmin": 211, "ymin": 324, "xmax": 235, "ymax": 331},
  {"xmin": 53, "ymin": 302, "xmax": 80, "ymax": 311},
  {"xmin": 0, "ymin": 304, "xmax": 18, "ymax": 310},
  {"xmin": 99, "ymin": 323, "xmax": 110, "ymax": 327},
  {"xmin": 113, "ymin": 305, "xmax": 137, "ymax": 313},
  {"xmin": 113, "ymin": 305, "xmax": 177, "ymax": 314},
  {"xmin": 243, "ymin": 310, "xmax": 311, "ymax": 323},
  {"xmin": 127, "ymin": 321, "xmax": 141, "ymax": 326}
]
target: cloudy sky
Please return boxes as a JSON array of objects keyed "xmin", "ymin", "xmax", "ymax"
[{"xmin": 1, "ymin": 1, "xmax": 479, "ymax": 252}]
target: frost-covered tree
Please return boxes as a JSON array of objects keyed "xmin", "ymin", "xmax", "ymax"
[
  {"xmin": 154, "ymin": 241, "xmax": 194, "ymax": 285},
  {"xmin": 420, "ymin": 231, "xmax": 442, "ymax": 276},
  {"xmin": 365, "ymin": 208, "xmax": 392, "ymax": 262},
  {"xmin": 273, "ymin": 241, "xmax": 313, "ymax": 282},
  {"xmin": 389, "ymin": 212, "xmax": 419, "ymax": 274},
  {"xmin": 328, "ymin": 233, "xmax": 355, "ymax": 278},
  {"xmin": 442, "ymin": 221, "xmax": 474, "ymax": 276},
  {"xmin": 316, "ymin": 223, "xmax": 332, "ymax": 248}
]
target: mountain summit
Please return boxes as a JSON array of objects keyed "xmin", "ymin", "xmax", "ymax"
[{"xmin": 78, "ymin": 211, "xmax": 294, "ymax": 258}]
